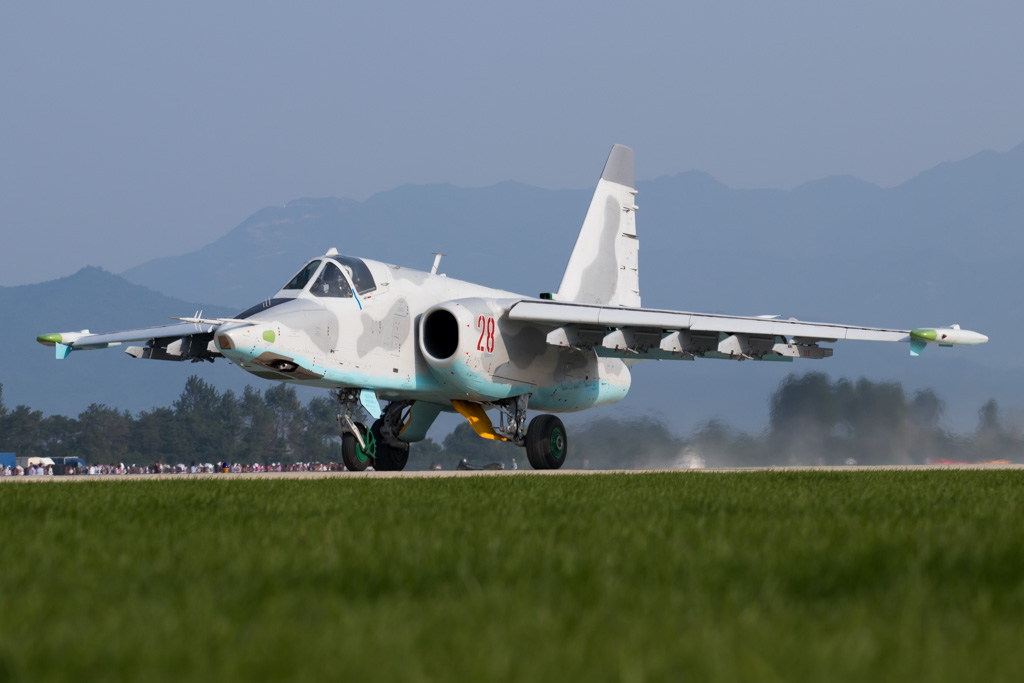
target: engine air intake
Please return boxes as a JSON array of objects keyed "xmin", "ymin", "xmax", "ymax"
[{"xmin": 421, "ymin": 308, "xmax": 459, "ymax": 360}]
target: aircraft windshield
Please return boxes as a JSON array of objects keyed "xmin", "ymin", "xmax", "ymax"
[
  {"xmin": 311, "ymin": 262, "xmax": 353, "ymax": 298},
  {"xmin": 282, "ymin": 260, "xmax": 321, "ymax": 290},
  {"xmin": 334, "ymin": 256, "xmax": 376, "ymax": 295}
]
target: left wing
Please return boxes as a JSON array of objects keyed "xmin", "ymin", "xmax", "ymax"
[{"xmin": 508, "ymin": 300, "xmax": 987, "ymax": 360}]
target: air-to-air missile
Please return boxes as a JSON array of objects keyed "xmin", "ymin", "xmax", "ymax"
[{"xmin": 909, "ymin": 325, "xmax": 989, "ymax": 356}]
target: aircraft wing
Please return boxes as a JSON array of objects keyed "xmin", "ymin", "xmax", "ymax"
[
  {"xmin": 37, "ymin": 319, "xmax": 231, "ymax": 362},
  {"xmin": 507, "ymin": 300, "xmax": 985, "ymax": 360}
]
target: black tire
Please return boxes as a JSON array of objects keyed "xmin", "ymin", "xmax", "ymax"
[
  {"xmin": 374, "ymin": 426, "xmax": 410, "ymax": 472},
  {"xmin": 341, "ymin": 421, "xmax": 375, "ymax": 471},
  {"xmin": 525, "ymin": 414, "xmax": 568, "ymax": 470},
  {"xmin": 525, "ymin": 434, "xmax": 544, "ymax": 470}
]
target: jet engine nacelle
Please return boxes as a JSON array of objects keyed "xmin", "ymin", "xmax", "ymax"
[
  {"xmin": 418, "ymin": 297, "xmax": 521, "ymax": 401},
  {"xmin": 418, "ymin": 297, "xmax": 632, "ymax": 410}
]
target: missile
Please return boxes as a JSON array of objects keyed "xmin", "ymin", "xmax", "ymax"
[{"xmin": 909, "ymin": 325, "xmax": 988, "ymax": 356}]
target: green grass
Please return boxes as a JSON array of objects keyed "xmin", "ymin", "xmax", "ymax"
[{"xmin": 2, "ymin": 472, "xmax": 1024, "ymax": 682}]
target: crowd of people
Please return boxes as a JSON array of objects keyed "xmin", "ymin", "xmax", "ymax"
[{"xmin": 1, "ymin": 461, "xmax": 358, "ymax": 476}]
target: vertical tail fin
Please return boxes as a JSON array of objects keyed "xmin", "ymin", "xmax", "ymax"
[{"xmin": 556, "ymin": 144, "xmax": 640, "ymax": 307}]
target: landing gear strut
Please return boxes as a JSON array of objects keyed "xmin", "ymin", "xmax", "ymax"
[{"xmin": 334, "ymin": 390, "xmax": 411, "ymax": 472}]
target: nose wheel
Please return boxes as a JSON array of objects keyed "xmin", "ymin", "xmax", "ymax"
[
  {"xmin": 525, "ymin": 414, "xmax": 568, "ymax": 470},
  {"xmin": 341, "ymin": 422, "xmax": 376, "ymax": 471}
]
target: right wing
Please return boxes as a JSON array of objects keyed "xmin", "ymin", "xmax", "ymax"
[{"xmin": 36, "ymin": 317, "xmax": 249, "ymax": 362}]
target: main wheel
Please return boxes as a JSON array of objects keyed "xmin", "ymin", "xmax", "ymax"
[
  {"xmin": 525, "ymin": 414, "xmax": 568, "ymax": 470},
  {"xmin": 374, "ymin": 424, "xmax": 410, "ymax": 472},
  {"xmin": 342, "ymin": 421, "xmax": 376, "ymax": 471}
]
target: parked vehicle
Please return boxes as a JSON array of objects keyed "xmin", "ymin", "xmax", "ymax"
[{"xmin": 51, "ymin": 457, "xmax": 88, "ymax": 475}]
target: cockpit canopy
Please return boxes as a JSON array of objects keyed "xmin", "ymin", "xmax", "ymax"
[
  {"xmin": 279, "ymin": 255, "xmax": 377, "ymax": 299},
  {"xmin": 283, "ymin": 260, "xmax": 321, "ymax": 291}
]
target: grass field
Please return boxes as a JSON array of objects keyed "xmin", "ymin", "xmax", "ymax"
[{"xmin": 2, "ymin": 472, "xmax": 1024, "ymax": 682}]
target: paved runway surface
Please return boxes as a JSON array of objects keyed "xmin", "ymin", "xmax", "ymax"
[{"xmin": 4, "ymin": 463, "xmax": 1024, "ymax": 482}]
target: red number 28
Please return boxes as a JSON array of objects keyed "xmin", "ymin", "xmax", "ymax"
[{"xmin": 476, "ymin": 316, "xmax": 495, "ymax": 353}]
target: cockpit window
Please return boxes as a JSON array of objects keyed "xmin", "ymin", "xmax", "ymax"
[
  {"xmin": 334, "ymin": 256, "xmax": 376, "ymax": 294},
  {"xmin": 282, "ymin": 260, "xmax": 321, "ymax": 290},
  {"xmin": 311, "ymin": 262, "xmax": 353, "ymax": 298}
]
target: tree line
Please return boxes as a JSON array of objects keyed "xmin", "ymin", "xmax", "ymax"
[{"xmin": 0, "ymin": 373, "xmax": 1019, "ymax": 468}]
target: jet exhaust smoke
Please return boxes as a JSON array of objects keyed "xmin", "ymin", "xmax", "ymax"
[{"xmin": 566, "ymin": 372, "xmax": 1022, "ymax": 469}]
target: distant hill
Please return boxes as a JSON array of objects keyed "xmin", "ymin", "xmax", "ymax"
[{"xmin": 121, "ymin": 186, "xmax": 588, "ymax": 309}]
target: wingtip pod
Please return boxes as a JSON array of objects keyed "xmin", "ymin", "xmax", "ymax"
[
  {"xmin": 909, "ymin": 326, "xmax": 989, "ymax": 356},
  {"xmin": 37, "ymin": 333, "xmax": 75, "ymax": 359},
  {"xmin": 36, "ymin": 333, "xmax": 63, "ymax": 347},
  {"xmin": 37, "ymin": 330, "xmax": 93, "ymax": 359}
]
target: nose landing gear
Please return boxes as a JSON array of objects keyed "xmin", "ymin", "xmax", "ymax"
[{"xmin": 335, "ymin": 390, "xmax": 411, "ymax": 471}]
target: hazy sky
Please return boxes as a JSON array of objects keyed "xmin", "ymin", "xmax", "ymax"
[{"xmin": 2, "ymin": 1, "xmax": 1023, "ymax": 286}]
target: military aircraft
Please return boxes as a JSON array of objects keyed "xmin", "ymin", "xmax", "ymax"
[{"xmin": 37, "ymin": 145, "xmax": 988, "ymax": 471}]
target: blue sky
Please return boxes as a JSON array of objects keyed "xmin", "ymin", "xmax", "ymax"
[{"xmin": 2, "ymin": 1, "xmax": 1023, "ymax": 286}]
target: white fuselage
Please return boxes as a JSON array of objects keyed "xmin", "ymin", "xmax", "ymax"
[{"xmin": 214, "ymin": 256, "xmax": 631, "ymax": 412}]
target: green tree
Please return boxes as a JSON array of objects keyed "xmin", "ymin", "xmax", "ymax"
[
  {"xmin": 218, "ymin": 389, "xmax": 244, "ymax": 460},
  {"xmin": 2, "ymin": 405, "xmax": 44, "ymax": 457},
  {"xmin": 130, "ymin": 407, "xmax": 184, "ymax": 466},
  {"xmin": 74, "ymin": 404, "xmax": 133, "ymax": 464},
  {"xmin": 238, "ymin": 385, "xmax": 281, "ymax": 463},
  {"xmin": 264, "ymin": 384, "xmax": 304, "ymax": 461},
  {"xmin": 412, "ymin": 438, "xmax": 444, "ymax": 468},
  {"xmin": 300, "ymin": 395, "xmax": 341, "ymax": 463},
  {"xmin": 174, "ymin": 375, "xmax": 230, "ymax": 462},
  {"xmin": 39, "ymin": 414, "xmax": 80, "ymax": 459}
]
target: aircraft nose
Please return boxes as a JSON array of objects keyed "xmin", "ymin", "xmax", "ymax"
[{"xmin": 216, "ymin": 324, "xmax": 275, "ymax": 353}]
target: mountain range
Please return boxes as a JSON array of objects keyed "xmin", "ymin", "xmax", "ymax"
[{"xmin": 5, "ymin": 143, "xmax": 1022, "ymax": 433}]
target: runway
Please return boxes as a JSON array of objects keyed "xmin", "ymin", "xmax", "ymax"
[{"xmin": 4, "ymin": 463, "xmax": 1024, "ymax": 482}]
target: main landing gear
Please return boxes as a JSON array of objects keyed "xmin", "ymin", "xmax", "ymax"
[
  {"xmin": 487, "ymin": 395, "xmax": 568, "ymax": 470},
  {"xmin": 335, "ymin": 390, "xmax": 411, "ymax": 472},
  {"xmin": 525, "ymin": 414, "xmax": 568, "ymax": 470},
  {"xmin": 336, "ymin": 390, "xmax": 568, "ymax": 471}
]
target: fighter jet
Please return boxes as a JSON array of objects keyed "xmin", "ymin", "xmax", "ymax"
[{"xmin": 36, "ymin": 145, "xmax": 988, "ymax": 470}]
